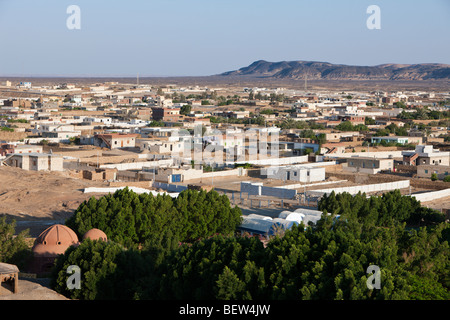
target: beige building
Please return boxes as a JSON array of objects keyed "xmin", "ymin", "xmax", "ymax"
[
  {"xmin": 417, "ymin": 165, "xmax": 450, "ymax": 180},
  {"xmin": 343, "ymin": 157, "xmax": 394, "ymax": 174},
  {"xmin": 145, "ymin": 141, "xmax": 184, "ymax": 154},
  {"xmin": 93, "ymin": 133, "xmax": 138, "ymax": 149},
  {"xmin": 402, "ymin": 145, "xmax": 450, "ymax": 166},
  {"xmin": 153, "ymin": 166, "xmax": 203, "ymax": 183},
  {"xmin": 4, "ymin": 153, "xmax": 63, "ymax": 171}
]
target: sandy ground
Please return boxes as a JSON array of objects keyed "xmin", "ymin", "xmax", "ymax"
[
  {"xmin": 0, "ymin": 166, "xmax": 113, "ymax": 300},
  {"xmin": 421, "ymin": 196, "xmax": 450, "ymax": 211},
  {"xmin": 0, "ymin": 166, "xmax": 109, "ymax": 237},
  {"xmin": 0, "ymin": 278, "xmax": 69, "ymax": 300}
]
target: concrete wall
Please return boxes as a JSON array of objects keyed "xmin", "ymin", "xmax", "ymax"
[
  {"xmin": 411, "ymin": 188, "xmax": 450, "ymax": 202},
  {"xmin": 152, "ymin": 181, "xmax": 188, "ymax": 193},
  {"xmin": 201, "ymin": 167, "xmax": 247, "ymax": 179},
  {"xmin": 328, "ymin": 150, "xmax": 410, "ymax": 159},
  {"xmin": 100, "ymin": 159, "xmax": 173, "ymax": 170},
  {"xmin": 25, "ymin": 137, "xmax": 70, "ymax": 144},
  {"xmin": 227, "ymin": 155, "xmax": 308, "ymax": 166},
  {"xmin": 276, "ymin": 179, "xmax": 348, "ymax": 190},
  {"xmin": 241, "ymin": 181, "xmax": 297, "ymax": 199},
  {"xmin": 83, "ymin": 186, "xmax": 180, "ymax": 198},
  {"xmin": 306, "ymin": 180, "xmax": 410, "ymax": 196}
]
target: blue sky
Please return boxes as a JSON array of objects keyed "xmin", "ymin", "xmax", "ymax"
[{"xmin": 0, "ymin": 0, "xmax": 449, "ymax": 77}]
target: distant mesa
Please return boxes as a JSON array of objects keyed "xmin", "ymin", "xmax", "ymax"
[{"xmin": 220, "ymin": 60, "xmax": 450, "ymax": 81}]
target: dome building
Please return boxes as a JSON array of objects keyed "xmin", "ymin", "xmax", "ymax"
[
  {"xmin": 30, "ymin": 224, "xmax": 79, "ymax": 274},
  {"xmin": 82, "ymin": 228, "xmax": 108, "ymax": 242}
]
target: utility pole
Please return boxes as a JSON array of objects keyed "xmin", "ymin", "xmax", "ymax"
[
  {"xmin": 304, "ymin": 72, "xmax": 307, "ymax": 92},
  {"xmin": 211, "ymin": 162, "xmax": 214, "ymax": 188}
]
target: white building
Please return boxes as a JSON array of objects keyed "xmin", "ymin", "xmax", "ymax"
[{"xmin": 262, "ymin": 165, "xmax": 326, "ymax": 183}]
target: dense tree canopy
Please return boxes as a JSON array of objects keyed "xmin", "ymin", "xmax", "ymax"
[
  {"xmin": 335, "ymin": 121, "xmax": 368, "ymax": 132},
  {"xmin": 65, "ymin": 188, "xmax": 242, "ymax": 248},
  {"xmin": 52, "ymin": 189, "xmax": 449, "ymax": 300}
]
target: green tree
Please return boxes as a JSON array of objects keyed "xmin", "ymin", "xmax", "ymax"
[
  {"xmin": 180, "ymin": 105, "xmax": 192, "ymax": 115},
  {"xmin": 51, "ymin": 239, "xmax": 125, "ymax": 300},
  {"xmin": 0, "ymin": 216, "xmax": 32, "ymax": 270},
  {"xmin": 216, "ymin": 266, "xmax": 246, "ymax": 300}
]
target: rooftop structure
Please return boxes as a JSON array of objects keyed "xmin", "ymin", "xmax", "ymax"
[
  {"xmin": 402, "ymin": 145, "xmax": 450, "ymax": 166},
  {"xmin": 3, "ymin": 153, "xmax": 63, "ymax": 171}
]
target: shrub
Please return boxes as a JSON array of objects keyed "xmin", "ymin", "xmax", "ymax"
[{"xmin": 0, "ymin": 216, "xmax": 32, "ymax": 270}]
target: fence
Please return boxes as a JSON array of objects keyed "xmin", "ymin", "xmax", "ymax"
[
  {"xmin": 83, "ymin": 186, "xmax": 180, "ymax": 197},
  {"xmin": 226, "ymin": 155, "xmax": 308, "ymax": 166},
  {"xmin": 274, "ymin": 179, "xmax": 348, "ymax": 190},
  {"xmin": 240, "ymin": 182, "xmax": 297, "ymax": 199},
  {"xmin": 411, "ymin": 188, "xmax": 450, "ymax": 202},
  {"xmin": 100, "ymin": 159, "xmax": 173, "ymax": 170},
  {"xmin": 306, "ymin": 180, "xmax": 411, "ymax": 197},
  {"xmin": 151, "ymin": 181, "xmax": 188, "ymax": 193},
  {"xmin": 223, "ymin": 191, "xmax": 319, "ymax": 209}
]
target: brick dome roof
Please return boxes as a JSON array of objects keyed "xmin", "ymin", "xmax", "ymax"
[
  {"xmin": 32, "ymin": 224, "xmax": 79, "ymax": 257},
  {"xmin": 82, "ymin": 228, "xmax": 108, "ymax": 242}
]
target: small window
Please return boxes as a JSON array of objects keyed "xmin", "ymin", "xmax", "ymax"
[{"xmin": 425, "ymin": 170, "xmax": 428, "ymax": 174}]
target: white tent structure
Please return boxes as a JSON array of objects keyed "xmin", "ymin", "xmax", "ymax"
[
  {"xmin": 278, "ymin": 211, "xmax": 305, "ymax": 224},
  {"xmin": 246, "ymin": 214, "xmax": 273, "ymax": 221},
  {"xmin": 238, "ymin": 215, "xmax": 299, "ymax": 236}
]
